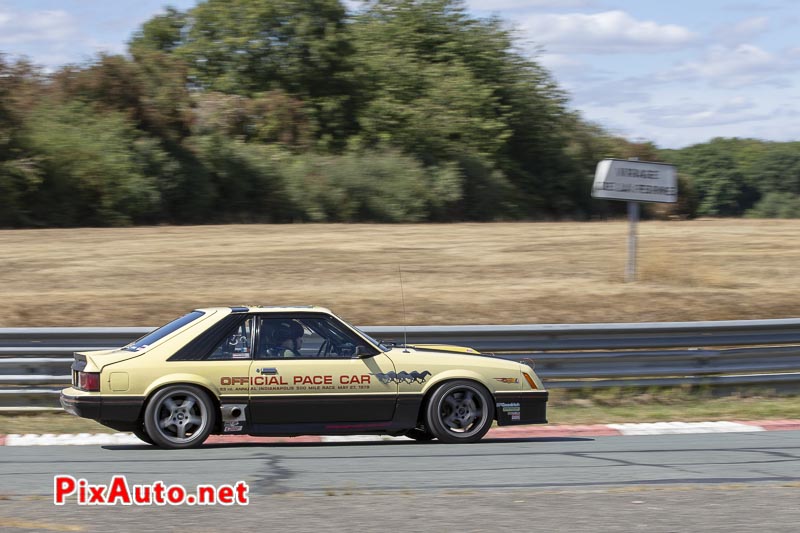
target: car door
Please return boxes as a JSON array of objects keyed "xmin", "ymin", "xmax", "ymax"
[{"xmin": 248, "ymin": 315, "xmax": 398, "ymax": 425}]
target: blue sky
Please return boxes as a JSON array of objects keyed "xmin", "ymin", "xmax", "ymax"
[{"xmin": 1, "ymin": 0, "xmax": 798, "ymax": 149}]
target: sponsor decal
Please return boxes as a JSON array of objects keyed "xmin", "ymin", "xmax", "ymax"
[
  {"xmin": 494, "ymin": 377, "xmax": 519, "ymax": 384},
  {"xmin": 223, "ymin": 421, "xmax": 243, "ymax": 433},
  {"xmin": 371, "ymin": 370, "xmax": 431, "ymax": 385},
  {"xmin": 497, "ymin": 402, "xmax": 521, "ymax": 421}
]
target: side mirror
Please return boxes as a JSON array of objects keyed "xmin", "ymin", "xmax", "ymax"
[{"xmin": 354, "ymin": 345, "xmax": 370, "ymax": 358}]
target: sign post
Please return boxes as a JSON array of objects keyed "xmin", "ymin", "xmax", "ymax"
[
  {"xmin": 592, "ymin": 159, "xmax": 678, "ymax": 282},
  {"xmin": 626, "ymin": 200, "xmax": 639, "ymax": 282}
]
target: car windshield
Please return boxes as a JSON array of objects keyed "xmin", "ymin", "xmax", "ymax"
[
  {"xmin": 353, "ymin": 326, "xmax": 389, "ymax": 352},
  {"xmin": 121, "ymin": 311, "xmax": 205, "ymax": 352}
]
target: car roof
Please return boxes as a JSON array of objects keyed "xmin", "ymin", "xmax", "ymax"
[{"xmin": 197, "ymin": 305, "xmax": 334, "ymax": 315}]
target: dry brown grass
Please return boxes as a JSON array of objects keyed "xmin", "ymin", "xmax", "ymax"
[{"xmin": 1, "ymin": 219, "xmax": 799, "ymax": 327}]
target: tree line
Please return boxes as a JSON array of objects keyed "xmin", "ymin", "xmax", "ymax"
[{"xmin": 1, "ymin": 0, "xmax": 798, "ymax": 228}]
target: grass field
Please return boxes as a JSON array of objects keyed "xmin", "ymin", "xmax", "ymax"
[
  {"xmin": 1, "ymin": 219, "xmax": 799, "ymax": 327},
  {"xmin": 4, "ymin": 219, "xmax": 798, "ymax": 434}
]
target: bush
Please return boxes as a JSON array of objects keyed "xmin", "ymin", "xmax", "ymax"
[
  {"xmin": 746, "ymin": 192, "xmax": 800, "ymax": 219},
  {"xmin": 24, "ymin": 102, "xmax": 165, "ymax": 226},
  {"xmin": 189, "ymin": 135, "xmax": 292, "ymax": 222},
  {"xmin": 281, "ymin": 148, "xmax": 461, "ymax": 222}
]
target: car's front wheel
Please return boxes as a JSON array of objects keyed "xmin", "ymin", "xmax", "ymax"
[
  {"xmin": 143, "ymin": 385, "xmax": 215, "ymax": 449},
  {"xmin": 424, "ymin": 380, "xmax": 493, "ymax": 444}
]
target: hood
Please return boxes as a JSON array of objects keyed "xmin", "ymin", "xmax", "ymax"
[
  {"xmin": 404, "ymin": 344, "xmax": 483, "ymax": 355},
  {"xmin": 386, "ymin": 345, "xmax": 524, "ymax": 374}
]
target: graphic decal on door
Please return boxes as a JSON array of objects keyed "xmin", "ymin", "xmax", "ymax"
[{"xmin": 372, "ymin": 370, "xmax": 431, "ymax": 384}]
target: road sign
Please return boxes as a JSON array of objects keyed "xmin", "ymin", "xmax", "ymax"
[
  {"xmin": 592, "ymin": 159, "xmax": 678, "ymax": 203},
  {"xmin": 591, "ymin": 158, "xmax": 679, "ymax": 282}
]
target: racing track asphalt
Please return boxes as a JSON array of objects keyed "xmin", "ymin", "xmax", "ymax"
[{"xmin": 1, "ymin": 430, "xmax": 800, "ymax": 532}]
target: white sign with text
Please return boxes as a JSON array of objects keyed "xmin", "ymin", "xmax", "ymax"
[{"xmin": 592, "ymin": 159, "xmax": 677, "ymax": 203}]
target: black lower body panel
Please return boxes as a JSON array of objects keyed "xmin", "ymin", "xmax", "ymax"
[
  {"xmin": 494, "ymin": 391, "xmax": 548, "ymax": 426},
  {"xmin": 60, "ymin": 391, "xmax": 144, "ymax": 429},
  {"xmin": 241, "ymin": 394, "xmax": 425, "ymax": 436}
]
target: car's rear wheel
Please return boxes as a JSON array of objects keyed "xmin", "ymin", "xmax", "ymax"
[
  {"xmin": 425, "ymin": 380, "xmax": 493, "ymax": 444},
  {"xmin": 144, "ymin": 385, "xmax": 215, "ymax": 449},
  {"xmin": 132, "ymin": 424, "xmax": 154, "ymax": 445}
]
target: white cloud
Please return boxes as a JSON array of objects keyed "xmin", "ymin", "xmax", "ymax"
[
  {"xmin": 714, "ymin": 16, "xmax": 770, "ymax": 45},
  {"xmin": 633, "ymin": 97, "xmax": 784, "ymax": 129},
  {"xmin": 536, "ymin": 53, "xmax": 586, "ymax": 71},
  {"xmin": 725, "ymin": 2, "xmax": 785, "ymax": 12},
  {"xmin": 468, "ymin": 0, "xmax": 595, "ymax": 10},
  {"xmin": 0, "ymin": 9, "xmax": 77, "ymax": 45},
  {"xmin": 520, "ymin": 10, "xmax": 697, "ymax": 54},
  {"xmin": 730, "ymin": 16, "xmax": 770, "ymax": 35},
  {"xmin": 717, "ymin": 95, "xmax": 755, "ymax": 113},
  {"xmin": 663, "ymin": 44, "xmax": 798, "ymax": 88},
  {"xmin": 570, "ymin": 79, "xmax": 652, "ymax": 107}
]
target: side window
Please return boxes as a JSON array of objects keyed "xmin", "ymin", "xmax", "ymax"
[
  {"xmin": 256, "ymin": 318, "xmax": 308, "ymax": 359},
  {"xmin": 255, "ymin": 316, "xmax": 376, "ymax": 359},
  {"xmin": 122, "ymin": 311, "xmax": 205, "ymax": 352},
  {"xmin": 307, "ymin": 318, "xmax": 365, "ymax": 358},
  {"xmin": 205, "ymin": 317, "xmax": 254, "ymax": 360}
]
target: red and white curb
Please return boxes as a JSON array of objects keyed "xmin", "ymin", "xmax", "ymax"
[{"xmin": 2, "ymin": 420, "xmax": 799, "ymax": 446}]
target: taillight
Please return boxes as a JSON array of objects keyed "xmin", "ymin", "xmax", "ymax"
[{"xmin": 78, "ymin": 372, "xmax": 100, "ymax": 392}]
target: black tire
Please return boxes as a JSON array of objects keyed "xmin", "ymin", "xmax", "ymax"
[
  {"xmin": 424, "ymin": 380, "xmax": 493, "ymax": 444},
  {"xmin": 143, "ymin": 385, "xmax": 215, "ymax": 449},
  {"xmin": 404, "ymin": 427, "xmax": 435, "ymax": 441},
  {"xmin": 132, "ymin": 424, "xmax": 155, "ymax": 445}
]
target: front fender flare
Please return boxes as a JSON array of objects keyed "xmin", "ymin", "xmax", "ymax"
[{"xmin": 420, "ymin": 369, "xmax": 495, "ymax": 398}]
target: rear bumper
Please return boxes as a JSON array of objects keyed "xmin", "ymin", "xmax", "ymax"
[
  {"xmin": 60, "ymin": 388, "xmax": 144, "ymax": 425},
  {"xmin": 494, "ymin": 390, "xmax": 548, "ymax": 426},
  {"xmin": 60, "ymin": 389, "xmax": 102, "ymax": 419}
]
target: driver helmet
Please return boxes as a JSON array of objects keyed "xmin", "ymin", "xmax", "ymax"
[{"xmin": 270, "ymin": 320, "xmax": 304, "ymax": 345}]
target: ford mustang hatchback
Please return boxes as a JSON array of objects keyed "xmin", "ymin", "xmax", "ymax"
[{"xmin": 61, "ymin": 306, "xmax": 548, "ymax": 448}]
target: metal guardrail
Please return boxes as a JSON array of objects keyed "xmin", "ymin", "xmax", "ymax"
[{"xmin": 2, "ymin": 320, "xmax": 800, "ymax": 411}]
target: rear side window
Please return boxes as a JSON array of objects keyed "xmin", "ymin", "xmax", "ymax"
[
  {"xmin": 122, "ymin": 311, "xmax": 205, "ymax": 352},
  {"xmin": 206, "ymin": 316, "xmax": 255, "ymax": 360}
]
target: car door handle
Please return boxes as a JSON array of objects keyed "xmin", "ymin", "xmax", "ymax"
[{"xmin": 256, "ymin": 368, "xmax": 278, "ymax": 375}]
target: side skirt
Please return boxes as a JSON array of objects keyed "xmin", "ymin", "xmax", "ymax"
[{"xmin": 219, "ymin": 394, "xmax": 424, "ymax": 437}]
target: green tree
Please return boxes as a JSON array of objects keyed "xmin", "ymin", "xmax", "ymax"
[
  {"xmin": 24, "ymin": 102, "xmax": 165, "ymax": 226},
  {"xmin": 133, "ymin": 0, "xmax": 358, "ymax": 148},
  {"xmin": 52, "ymin": 53, "xmax": 193, "ymax": 142},
  {"xmin": 351, "ymin": 0, "xmax": 574, "ymax": 219},
  {"xmin": 128, "ymin": 7, "xmax": 188, "ymax": 55},
  {"xmin": 746, "ymin": 192, "xmax": 800, "ymax": 218},
  {"xmin": 188, "ymin": 134, "xmax": 293, "ymax": 222},
  {"xmin": 192, "ymin": 90, "xmax": 313, "ymax": 149},
  {"xmin": 740, "ymin": 142, "xmax": 800, "ymax": 197},
  {"xmin": 0, "ymin": 56, "xmax": 45, "ymax": 226},
  {"xmin": 661, "ymin": 138, "xmax": 756, "ymax": 216},
  {"xmin": 280, "ymin": 148, "xmax": 459, "ymax": 222}
]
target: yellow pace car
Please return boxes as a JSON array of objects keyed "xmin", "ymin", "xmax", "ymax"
[{"xmin": 61, "ymin": 306, "xmax": 547, "ymax": 448}]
